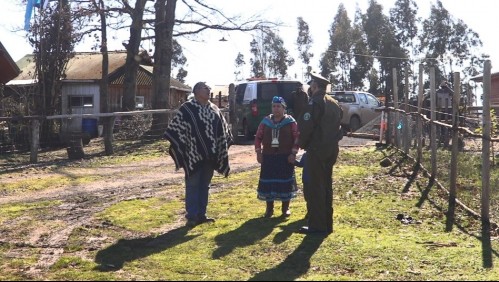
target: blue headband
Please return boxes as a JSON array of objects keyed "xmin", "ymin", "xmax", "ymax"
[{"xmin": 272, "ymin": 96, "xmax": 287, "ymax": 108}]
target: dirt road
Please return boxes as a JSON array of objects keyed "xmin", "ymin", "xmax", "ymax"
[{"xmin": 1, "ymin": 136, "xmax": 375, "ymax": 205}]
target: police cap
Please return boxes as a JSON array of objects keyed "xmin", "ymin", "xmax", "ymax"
[{"xmin": 307, "ymin": 71, "xmax": 330, "ymax": 86}]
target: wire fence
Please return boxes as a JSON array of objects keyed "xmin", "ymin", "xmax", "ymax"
[
  {"xmin": 371, "ymin": 62, "xmax": 497, "ymax": 264},
  {"xmin": 0, "ymin": 108, "xmax": 232, "ymax": 167}
]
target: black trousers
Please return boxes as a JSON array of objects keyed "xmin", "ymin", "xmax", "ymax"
[{"xmin": 304, "ymin": 151, "xmax": 334, "ymax": 233}]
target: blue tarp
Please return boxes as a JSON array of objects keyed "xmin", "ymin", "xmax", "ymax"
[{"xmin": 24, "ymin": 0, "xmax": 35, "ymax": 31}]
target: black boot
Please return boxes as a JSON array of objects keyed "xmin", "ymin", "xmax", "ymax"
[
  {"xmin": 264, "ymin": 201, "xmax": 274, "ymax": 218},
  {"xmin": 281, "ymin": 201, "xmax": 291, "ymax": 217}
]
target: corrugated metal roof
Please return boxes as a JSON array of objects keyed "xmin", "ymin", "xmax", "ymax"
[
  {"xmin": 138, "ymin": 65, "xmax": 191, "ymax": 91},
  {"xmin": 110, "ymin": 65, "xmax": 152, "ymax": 86},
  {"xmin": 470, "ymin": 72, "xmax": 499, "ymax": 82},
  {"xmin": 65, "ymin": 51, "xmax": 128, "ymax": 80},
  {"xmin": 14, "ymin": 51, "xmax": 128, "ymax": 80},
  {"xmin": 10, "ymin": 51, "xmax": 192, "ymax": 91}
]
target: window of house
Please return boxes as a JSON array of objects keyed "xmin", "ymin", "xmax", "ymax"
[
  {"xmin": 120, "ymin": 96, "xmax": 145, "ymax": 109},
  {"xmin": 70, "ymin": 96, "xmax": 94, "ymax": 108},
  {"xmin": 136, "ymin": 96, "xmax": 145, "ymax": 109}
]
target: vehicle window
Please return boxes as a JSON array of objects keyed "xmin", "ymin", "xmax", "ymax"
[
  {"xmin": 280, "ymin": 82, "xmax": 301, "ymax": 110},
  {"xmin": 244, "ymin": 83, "xmax": 257, "ymax": 102},
  {"xmin": 259, "ymin": 83, "xmax": 279, "ymax": 101},
  {"xmin": 332, "ymin": 93, "xmax": 355, "ymax": 103},
  {"xmin": 366, "ymin": 94, "xmax": 379, "ymax": 106},
  {"xmin": 358, "ymin": 93, "xmax": 368, "ymax": 104},
  {"xmin": 235, "ymin": 84, "xmax": 246, "ymax": 103}
]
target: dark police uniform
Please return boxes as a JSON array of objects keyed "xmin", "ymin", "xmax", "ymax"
[
  {"xmin": 298, "ymin": 73, "xmax": 342, "ymax": 234},
  {"xmin": 292, "ymin": 86, "xmax": 309, "ymax": 119}
]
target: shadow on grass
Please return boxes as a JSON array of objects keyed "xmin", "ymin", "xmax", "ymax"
[
  {"xmin": 402, "ymin": 162, "xmax": 420, "ymax": 193},
  {"xmin": 377, "ymin": 147, "xmax": 497, "ymax": 268},
  {"xmin": 94, "ymin": 226, "xmax": 198, "ymax": 271},
  {"xmin": 272, "ymin": 219, "xmax": 305, "ymax": 244},
  {"xmin": 414, "ymin": 178, "xmax": 499, "ymax": 267},
  {"xmin": 415, "ymin": 176, "xmax": 434, "ymax": 208},
  {"xmin": 212, "ymin": 217, "xmax": 286, "ymax": 259},
  {"xmin": 249, "ymin": 234, "xmax": 325, "ymax": 281}
]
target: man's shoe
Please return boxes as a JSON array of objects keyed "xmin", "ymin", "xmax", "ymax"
[
  {"xmin": 297, "ymin": 226, "xmax": 327, "ymax": 235},
  {"xmin": 198, "ymin": 217, "xmax": 215, "ymax": 224}
]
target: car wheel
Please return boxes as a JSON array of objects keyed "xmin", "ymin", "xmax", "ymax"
[{"xmin": 349, "ymin": 116, "xmax": 361, "ymax": 133}]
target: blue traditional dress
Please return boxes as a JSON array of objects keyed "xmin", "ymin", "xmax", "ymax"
[{"xmin": 254, "ymin": 114, "xmax": 299, "ymax": 201}]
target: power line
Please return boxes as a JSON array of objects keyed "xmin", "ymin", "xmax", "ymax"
[{"xmin": 326, "ymin": 49, "xmax": 441, "ymax": 62}]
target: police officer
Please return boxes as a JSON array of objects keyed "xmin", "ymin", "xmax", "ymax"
[
  {"xmin": 292, "ymin": 83, "xmax": 309, "ymax": 119},
  {"xmin": 297, "ymin": 71, "xmax": 342, "ymax": 235}
]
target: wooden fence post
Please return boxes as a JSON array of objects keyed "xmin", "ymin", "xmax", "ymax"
[
  {"xmin": 103, "ymin": 116, "xmax": 115, "ymax": 156},
  {"xmin": 392, "ymin": 68, "xmax": 399, "ymax": 148},
  {"xmin": 416, "ymin": 64, "xmax": 424, "ymax": 164},
  {"xmin": 482, "ymin": 60, "xmax": 492, "ymax": 222},
  {"xmin": 30, "ymin": 119, "xmax": 40, "ymax": 163},
  {"xmin": 228, "ymin": 83, "xmax": 238, "ymax": 142},
  {"xmin": 482, "ymin": 59, "xmax": 492, "ymax": 268},
  {"xmin": 446, "ymin": 72, "xmax": 460, "ymax": 231},
  {"xmin": 404, "ymin": 65, "xmax": 410, "ymax": 154},
  {"xmin": 430, "ymin": 67, "xmax": 437, "ymax": 179},
  {"xmin": 66, "ymin": 117, "xmax": 84, "ymax": 160}
]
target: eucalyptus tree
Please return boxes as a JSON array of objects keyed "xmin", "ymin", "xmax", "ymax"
[
  {"xmin": 234, "ymin": 52, "xmax": 246, "ymax": 81},
  {"xmin": 389, "ymin": 0, "xmax": 419, "ymax": 54},
  {"xmin": 349, "ymin": 7, "xmax": 373, "ymax": 91},
  {"xmin": 367, "ymin": 68, "xmax": 381, "ymax": 95},
  {"xmin": 420, "ymin": 0, "xmax": 484, "ymax": 83},
  {"xmin": 389, "ymin": 0, "xmax": 419, "ymax": 94},
  {"xmin": 320, "ymin": 5, "xmax": 372, "ymax": 91},
  {"xmin": 296, "ymin": 17, "xmax": 313, "ymax": 80},
  {"xmin": 363, "ymin": 0, "xmax": 406, "ymax": 102},
  {"xmin": 249, "ymin": 36, "xmax": 266, "ymax": 78},
  {"xmin": 249, "ymin": 28, "xmax": 294, "ymax": 79},
  {"xmin": 323, "ymin": 3, "xmax": 355, "ymax": 90}
]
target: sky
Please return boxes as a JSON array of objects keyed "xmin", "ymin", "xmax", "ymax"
[{"xmin": 1, "ymin": 0, "xmax": 498, "ymax": 89}]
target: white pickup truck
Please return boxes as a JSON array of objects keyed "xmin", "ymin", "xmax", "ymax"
[{"xmin": 328, "ymin": 91, "xmax": 383, "ymax": 132}]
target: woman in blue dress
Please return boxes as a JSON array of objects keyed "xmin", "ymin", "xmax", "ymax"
[{"xmin": 254, "ymin": 96, "xmax": 299, "ymax": 217}]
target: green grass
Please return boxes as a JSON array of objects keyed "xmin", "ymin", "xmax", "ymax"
[
  {"xmin": 4, "ymin": 146, "xmax": 499, "ymax": 280},
  {"xmin": 2, "ymin": 175, "xmax": 100, "ymax": 194},
  {"xmin": 410, "ymin": 146, "xmax": 499, "ymax": 225},
  {"xmin": 0, "ymin": 201, "xmax": 61, "ymax": 224},
  {"xmin": 95, "ymin": 195, "xmax": 184, "ymax": 232}
]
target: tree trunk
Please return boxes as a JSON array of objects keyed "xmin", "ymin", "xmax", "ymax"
[
  {"xmin": 148, "ymin": 0, "xmax": 177, "ymax": 139},
  {"xmin": 122, "ymin": 0, "xmax": 147, "ymax": 111},
  {"xmin": 97, "ymin": 0, "xmax": 114, "ymax": 155}
]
